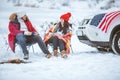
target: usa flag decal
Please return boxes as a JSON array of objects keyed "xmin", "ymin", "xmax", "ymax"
[{"xmin": 98, "ymin": 11, "xmax": 120, "ymax": 33}]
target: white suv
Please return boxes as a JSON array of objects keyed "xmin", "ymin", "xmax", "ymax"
[{"xmin": 76, "ymin": 10, "xmax": 120, "ymax": 54}]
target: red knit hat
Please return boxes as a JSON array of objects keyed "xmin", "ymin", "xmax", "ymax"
[{"xmin": 60, "ymin": 12, "xmax": 71, "ymax": 22}]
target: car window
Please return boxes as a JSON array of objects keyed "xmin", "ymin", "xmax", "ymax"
[
  {"xmin": 90, "ymin": 13, "xmax": 106, "ymax": 27},
  {"xmin": 80, "ymin": 19, "xmax": 90, "ymax": 26}
]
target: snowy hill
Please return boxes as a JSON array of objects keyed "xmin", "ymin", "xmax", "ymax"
[{"xmin": 0, "ymin": 0, "xmax": 120, "ymax": 80}]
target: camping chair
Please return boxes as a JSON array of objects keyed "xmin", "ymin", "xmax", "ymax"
[
  {"xmin": 6, "ymin": 39, "xmax": 35, "ymax": 54},
  {"xmin": 15, "ymin": 43, "xmax": 35, "ymax": 53}
]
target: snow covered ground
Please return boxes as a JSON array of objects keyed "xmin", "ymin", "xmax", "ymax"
[{"xmin": 0, "ymin": 0, "xmax": 120, "ymax": 80}]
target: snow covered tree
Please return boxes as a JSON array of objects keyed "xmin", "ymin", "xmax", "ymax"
[
  {"xmin": 61, "ymin": 0, "xmax": 70, "ymax": 6},
  {"xmin": 100, "ymin": 0, "xmax": 115, "ymax": 9}
]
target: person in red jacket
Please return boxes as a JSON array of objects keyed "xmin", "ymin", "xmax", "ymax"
[
  {"xmin": 8, "ymin": 12, "xmax": 52, "ymax": 60},
  {"xmin": 43, "ymin": 12, "xmax": 72, "ymax": 58}
]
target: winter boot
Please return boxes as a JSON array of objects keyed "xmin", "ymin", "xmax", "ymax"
[
  {"xmin": 46, "ymin": 53, "xmax": 52, "ymax": 58},
  {"xmin": 24, "ymin": 54, "xmax": 29, "ymax": 60},
  {"xmin": 61, "ymin": 50, "xmax": 68, "ymax": 58},
  {"xmin": 54, "ymin": 50, "xmax": 58, "ymax": 57}
]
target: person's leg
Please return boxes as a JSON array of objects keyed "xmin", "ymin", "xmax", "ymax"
[
  {"xmin": 16, "ymin": 33, "xmax": 28, "ymax": 54},
  {"xmin": 16, "ymin": 33, "xmax": 29, "ymax": 59},
  {"xmin": 58, "ymin": 39, "xmax": 65, "ymax": 52},
  {"xmin": 51, "ymin": 36, "xmax": 59, "ymax": 50},
  {"xmin": 58, "ymin": 39, "xmax": 67, "ymax": 58},
  {"xmin": 33, "ymin": 35, "xmax": 51, "ymax": 58},
  {"xmin": 50, "ymin": 36, "xmax": 59, "ymax": 57}
]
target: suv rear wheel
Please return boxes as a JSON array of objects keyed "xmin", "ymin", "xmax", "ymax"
[
  {"xmin": 112, "ymin": 31, "xmax": 120, "ymax": 55},
  {"xmin": 97, "ymin": 48, "xmax": 107, "ymax": 52}
]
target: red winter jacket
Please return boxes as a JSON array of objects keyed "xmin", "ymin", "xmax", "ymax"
[{"xmin": 8, "ymin": 20, "xmax": 37, "ymax": 52}]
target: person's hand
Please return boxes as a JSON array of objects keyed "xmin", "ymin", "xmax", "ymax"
[
  {"xmin": 49, "ymin": 33, "xmax": 54, "ymax": 36},
  {"xmin": 34, "ymin": 32, "xmax": 39, "ymax": 35},
  {"xmin": 24, "ymin": 31, "xmax": 38, "ymax": 36},
  {"xmin": 52, "ymin": 33, "xmax": 56, "ymax": 36},
  {"xmin": 27, "ymin": 32, "xmax": 32, "ymax": 36},
  {"xmin": 28, "ymin": 32, "xmax": 39, "ymax": 36}
]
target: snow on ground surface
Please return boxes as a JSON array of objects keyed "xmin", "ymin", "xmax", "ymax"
[{"xmin": 0, "ymin": 0, "xmax": 120, "ymax": 80}]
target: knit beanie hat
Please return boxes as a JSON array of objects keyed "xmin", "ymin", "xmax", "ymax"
[{"xmin": 60, "ymin": 12, "xmax": 71, "ymax": 22}]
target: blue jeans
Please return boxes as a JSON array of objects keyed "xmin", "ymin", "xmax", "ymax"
[{"xmin": 16, "ymin": 33, "xmax": 50, "ymax": 55}]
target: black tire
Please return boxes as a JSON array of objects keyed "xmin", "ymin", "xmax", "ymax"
[
  {"xmin": 97, "ymin": 48, "xmax": 107, "ymax": 52},
  {"xmin": 111, "ymin": 32, "xmax": 120, "ymax": 55}
]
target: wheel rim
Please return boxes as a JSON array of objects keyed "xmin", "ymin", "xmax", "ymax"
[
  {"xmin": 118, "ymin": 38, "xmax": 120, "ymax": 49},
  {"xmin": 112, "ymin": 33, "xmax": 120, "ymax": 55},
  {"xmin": 112, "ymin": 34, "xmax": 119, "ymax": 54}
]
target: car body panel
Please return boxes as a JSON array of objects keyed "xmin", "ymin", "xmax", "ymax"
[{"xmin": 76, "ymin": 11, "xmax": 120, "ymax": 48}]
